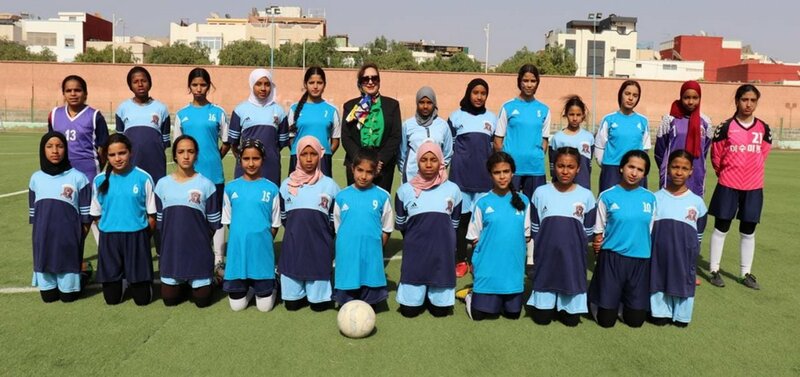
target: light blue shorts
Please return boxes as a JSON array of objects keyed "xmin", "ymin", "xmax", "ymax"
[
  {"xmin": 650, "ymin": 292, "xmax": 695, "ymax": 323},
  {"xmin": 160, "ymin": 277, "xmax": 212, "ymax": 289},
  {"xmin": 526, "ymin": 291, "xmax": 588, "ymax": 314},
  {"xmin": 31, "ymin": 272, "xmax": 81, "ymax": 293},
  {"xmin": 280, "ymin": 275, "xmax": 331, "ymax": 303},
  {"xmin": 396, "ymin": 283, "xmax": 455, "ymax": 307}
]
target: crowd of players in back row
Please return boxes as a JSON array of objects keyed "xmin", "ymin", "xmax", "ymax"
[{"xmin": 29, "ymin": 63, "xmax": 770, "ymax": 328}]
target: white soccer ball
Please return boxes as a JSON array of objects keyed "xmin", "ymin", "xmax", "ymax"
[{"xmin": 337, "ymin": 300, "xmax": 376, "ymax": 339}]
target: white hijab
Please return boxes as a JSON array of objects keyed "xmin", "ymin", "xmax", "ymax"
[{"xmin": 247, "ymin": 68, "xmax": 276, "ymax": 107}]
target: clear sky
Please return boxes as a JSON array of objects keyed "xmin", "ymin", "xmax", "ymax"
[{"xmin": 8, "ymin": 0, "xmax": 800, "ymax": 64}]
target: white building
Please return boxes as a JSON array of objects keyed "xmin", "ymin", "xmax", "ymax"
[
  {"xmin": 86, "ymin": 36, "xmax": 162, "ymax": 63},
  {"xmin": 19, "ymin": 12, "xmax": 111, "ymax": 62},
  {"xmin": 0, "ymin": 13, "xmax": 23, "ymax": 42},
  {"xmin": 545, "ymin": 14, "xmax": 638, "ymax": 78},
  {"xmin": 634, "ymin": 60, "xmax": 705, "ymax": 81},
  {"xmin": 169, "ymin": 7, "xmax": 326, "ymax": 64}
]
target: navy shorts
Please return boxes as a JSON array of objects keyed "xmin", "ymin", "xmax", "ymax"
[
  {"xmin": 589, "ymin": 250, "xmax": 650, "ymax": 311},
  {"xmin": 471, "ymin": 292, "xmax": 523, "ymax": 315},
  {"xmin": 223, "ymin": 278, "xmax": 275, "ymax": 297},
  {"xmin": 333, "ymin": 286, "xmax": 388, "ymax": 306},
  {"xmin": 289, "ymin": 154, "xmax": 333, "ymax": 178},
  {"xmin": 96, "ymin": 229, "xmax": 154, "ymax": 284},
  {"xmin": 599, "ymin": 164, "xmax": 648, "ymax": 193},
  {"xmin": 513, "ymin": 175, "xmax": 547, "ymax": 200},
  {"xmin": 708, "ymin": 184, "xmax": 763, "ymax": 223}
]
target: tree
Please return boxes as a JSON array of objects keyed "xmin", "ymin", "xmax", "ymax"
[
  {"xmin": 420, "ymin": 52, "xmax": 482, "ymax": 72},
  {"xmin": 146, "ymin": 42, "xmax": 210, "ymax": 65},
  {"xmin": 74, "ymin": 45, "xmax": 135, "ymax": 63},
  {"xmin": 496, "ymin": 46, "xmax": 577, "ymax": 76},
  {"xmin": 356, "ymin": 36, "xmax": 419, "ymax": 71},
  {"xmin": 0, "ymin": 39, "xmax": 56, "ymax": 61},
  {"xmin": 218, "ymin": 39, "xmax": 269, "ymax": 66}
]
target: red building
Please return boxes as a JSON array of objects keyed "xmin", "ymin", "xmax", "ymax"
[
  {"xmin": 660, "ymin": 35, "xmax": 740, "ymax": 81},
  {"xmin": 717, "ymin": 60, "xmax": 800, "ymax": 83},
  {"xmin": 82, "ymin": 13, "xmax": 112, "ymax": 49}
]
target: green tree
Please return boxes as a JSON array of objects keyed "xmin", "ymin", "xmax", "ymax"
[
  {"xmin": 146, "ymin": 42, "xmax": 210, "ymax": 65},
  {"xmin": 0, "ymin": 39, "xmax": 56, "ymax": 61},
  {"xmin": 74, "ymin": 45, "xmax": 135, "ymax": 63},
  {"xmin": 356, "ymin": 36, "xmax": 419, "ymax": 71},
  {"xmin": 218, "ymin": 39, "xmax": 269, "ymax": 66},
  {"xmin": 420, "ymin": 52, "xmax": 482, "ymax": 72},
  {"xmin": 496, "ymin": 46, "xmax": 577, "ymax": 75}
]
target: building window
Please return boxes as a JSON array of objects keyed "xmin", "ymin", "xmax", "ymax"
[
  {"xmin": 27, "ymin": 32, "xmax": 57, "ymax": 46},
  {"xmin": 564, "ymin": 39, "xmax": 576, "ymax": 57},
  {"xmin": 663, "ymin": 64, "xmax": 678, "ymax": 71},
  {"xmin": 587, "ymin": 40, "xmax": 605, "ymax": 77},
  {"xmin": 615, "ymin": 49, "xmax": 631, "ymax": 59},
  {"xmin": 617, "ymin": 26, "xmax": 627, "ymax": 34},
  {"xmin": 196, "ymin": 36, "xmax": 222, "ymax": 50},
  {"xmin": 65, "ymin": 38, "xmax": 75, "ymax": 49},
  {"xmin": 636, "ymin": 63, "xmax": 642, "ymax": 68},
  {"xmin": 68, "ymin": 16, "xmax": 77, "ymax": 21}
]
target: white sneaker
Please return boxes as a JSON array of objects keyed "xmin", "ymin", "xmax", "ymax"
[
  {"xmin": 255, "ymin": 292, "xmax": 276, "ymax": 312},
  {"xmin": 465, "ymin": 293, "xmax": 474, "ymax": 320}
]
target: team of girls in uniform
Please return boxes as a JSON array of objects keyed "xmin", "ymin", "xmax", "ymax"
[
  {"xmin": 549, "ymin": 96, "xmax": 594, "ymax": 190},
  {"xmin": 464, "ymin": 152, "xmax": 530, "ymax": 321},
  {"xmin": 228, "ymin": 69, "xmax": 288, "ymax": 186},
  {"xmin": 90, "ymin": 133, "xmax": 156, "ymax": 306},
  {"xmin": 649, "ymin": 150, "xmax": 707, "ymax": 327},
  {"xmin": 332, "ymin": 149, "xmax": 394, "ymax": 310},
  {"xmin": 173, "ymin": 68, "xmax": 230, "ymax": 268},
  {"xmin": 341, "ymin": 63, "xmax": 403, "ymax": 193},
  {"xmin": 279, "ymin": 136, "xmax": 341, "ymax": 311},
  {"xmin": 34, "ymin": 68, "xmax": 771, "ymax": 330},
  {"xmin": 395, "ymin": 141, "xmax": 462, "ymax": 317},
  {"xmin": 29, "ymin": 132, "xmax": 92, "ymax": 303},
  {"xmin": 655, "ymin": 80, "xmax": 713, "ymax": 197},
  {"xmin": 494, "ymin": 64, "xmax": 551, "ymax": 199},
  {"xmin": 527, "ymin": 147, "xmax": 596, "ymax": 326},
  {"xmin": 707, "ymin": 84, "xmax": 771, "ymax": 290},
  {"xmin": 115, "ymin": 66, "xmax": 171, "ymax": 183},
  {"xmin": 288, "ymin": 67, "xmax": 341, "ymax": 178},
  {"xmin": 449, "ymin": 78, "xmax": 497, "ymax": 278},
  {"xmin": 154, "ymin": 135, "xmax": 221, "ymax": 308},
  {"xmin": 589, "ymin": 150, "xmax": 656, "ymax": 328},
  {"xmin": 594, "ymin": 80, "xmax": 651, "ymax": 192},
  {"xmin": 398, "ymin": 86, "xmax": 453, "ymax": 183},
  {"xmin": 221, "ymin": 138, "xmax": 281, "ymax": 312}
]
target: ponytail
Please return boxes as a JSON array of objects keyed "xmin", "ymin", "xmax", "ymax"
[
  {"xmin": 292, "ymin": 91, "xmax": 309, "ymax": 126},
  {"xmin": 98, "ymin": 164, "xmax": 113, "ymax": 195},
  {"xmin": 510, "ymin": 182, "xmax": 526, "ymax": 212}
]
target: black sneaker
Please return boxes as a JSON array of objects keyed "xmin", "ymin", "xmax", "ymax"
[
  {"xmin": 740, "ymin": 273, "xmax": 760, "ymax": 290},
  {"xmin": 709, "ymin": 271, "xmax": 725, "ymax": 287}
]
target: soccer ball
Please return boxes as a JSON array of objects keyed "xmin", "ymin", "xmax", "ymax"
[{"xmin": 337, "ymin": 300, "xmax": 376, "ymax": 339}]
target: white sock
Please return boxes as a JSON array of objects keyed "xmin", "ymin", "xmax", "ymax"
[
  {"xmin": 255, "ymin": 293, "xmax": 276, "ymax": 312},
  {"xmin": 229, "ymin": 288, "xmax": 254, "ymax": 312},
  {"xmin": 120, "ymin": 279, "xmax": 129, "ymax": 302},
  {"xmin": 213, "ymin": 228, "xmax": 226, "ymax": 264},
  {"xmin": 90, "ymin": 222, "xmax": 100, "ymax": 244},
  {"xmin": 526, "ymin": 239, "xmax": 534, "ymax": 265},
  {"xmin": 740, "ymin": 232, "xmax": 756, "ymax": 276},
  {"xmin": 465, "ymin": 293, "xmax": 473, "ymax": 320},
  {"xmin": 709, "ymin": 229, "xmax": 728, "ymax": 272}
]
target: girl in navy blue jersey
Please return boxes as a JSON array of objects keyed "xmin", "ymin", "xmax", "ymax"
[
  {"xmin": 464, "ymin": 152, "xmax": 530, "ymax": 321},
  {"xmin": 395, "ymin": 141, "xmax": 462, "ymax": 317},
  {"xmin": 527, "ymin": 147, "xmax": 596, "ymax": 326},
  {"xmin": 155, "ymin": 135, "xmax": 221, "ymax": 308},
  {"xmin": 90, "ymin": 134, "xmax": 157, "ymax": 306},
  {"xmin": 222, "ymin": 139, "xmax": 281, "ymax": 312},
  {"xmin": 589, "ymin": 149, "xmax": 656, "ymax": 328},
  {"xmin": 279, "ymin": 136, "xmax": 340, "ymax": 311},
  {"xmin": 649, "ymin": 150, "xmax": 707, "ymax": 327},
  {"xmin": 29, "ymin": 132, "xmax": 92, "ymax": 303},
  {"xmin": 549, "ymin": 96, "xmax": 594, "ymax": 190},
  {"xmin": 449, "ymin": 79, "xmax": 497, "ymax": 278}
]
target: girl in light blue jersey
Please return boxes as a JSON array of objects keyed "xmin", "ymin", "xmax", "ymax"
[
  {"xmin": 287, "ymin": 67, "xmax": 340, "ymax": 178},
  {"xmin": 398, "ymin": 86, "xmax": 453, "ymax": 183}
]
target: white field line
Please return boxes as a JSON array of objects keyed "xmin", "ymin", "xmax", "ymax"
[{"xmin": 0, "ymin": 190, "xmax": 28, "ymax": 198}]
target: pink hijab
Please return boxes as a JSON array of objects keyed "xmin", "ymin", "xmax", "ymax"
[
  {"xmin": 287, "ymin": 136, "xmax": 324, "ymax": 196},
  {"xmin": 410, "ymin": 141, "xmax": 448, "ymax": 197}
]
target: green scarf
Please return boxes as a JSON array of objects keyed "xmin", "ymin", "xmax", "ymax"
[{"xmin": 360, "ymin": 97, "xmax": 384, "ymax": 148}]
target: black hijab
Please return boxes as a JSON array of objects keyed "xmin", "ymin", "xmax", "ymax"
[
  {"xmin": 459, "ymin": 78, "xmax": 489, "ymax": 116},
  {"xmin": 39, "ymin": 131, "xmax": 72, "ymax": 176}
]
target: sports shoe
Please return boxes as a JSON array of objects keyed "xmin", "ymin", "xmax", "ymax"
[
  {"xmin": 455, "ymin": 287, "xmax": 472, "ymax": 301},
  {"xmin": 740, "ymin": 273, "xmax": 760, "ymax": 290},
  {"xmin": 709, "ymin": 271, "xmax": 725, "ymax": 287},
  {"xmin": 464, "ymin": 293, "xmax": 473, "ymax": 320},
  {"xmin": 455, "ymin": 262, "xmax": 469, "ymax": 278}
]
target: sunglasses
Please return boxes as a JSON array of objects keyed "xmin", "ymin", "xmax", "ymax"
[{"xmin": 360, "ymin": 75, "xmax": 380, "ymax": 84}]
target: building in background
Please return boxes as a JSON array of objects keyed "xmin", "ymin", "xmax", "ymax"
[
  {"xmin": 0, "ymin": 13, "xmax": 23, "ymax": 42},
  {"xmin": 16, "ymin": 12, "xmax": 111, "ymax": 62},
  {"xmin": 400, "ymin": 40, "xmax": 473, "ymax": 64},
  {"xmin": 86, "ymin": 36, "xmax": 162, "ymax": 63},
  {"xmin": 169, "ymin": 6, "xmax": 325, "ymax": 64}
]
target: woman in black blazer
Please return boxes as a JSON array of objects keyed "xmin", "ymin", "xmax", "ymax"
[{"xmin": 341, "ymin": 63, "xmax": 402, "ymax": 192}]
